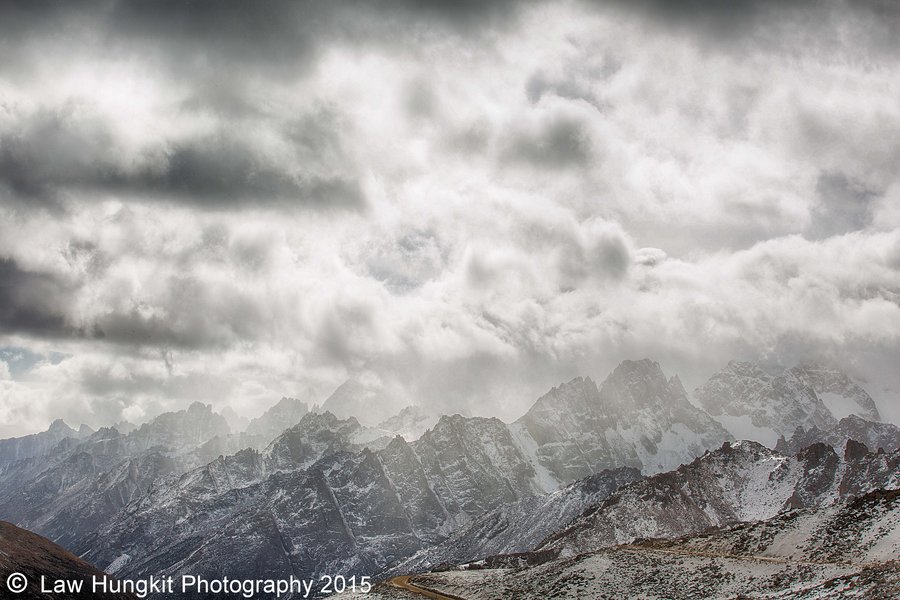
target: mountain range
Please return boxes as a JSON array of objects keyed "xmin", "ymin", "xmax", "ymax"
[
  {"xmin": 374, "ymin": 487, "xmax": 900, "ymax": 599},
  {"xmin": 0, "ymin": 358, "xmax": 896, "ymax": 598}
]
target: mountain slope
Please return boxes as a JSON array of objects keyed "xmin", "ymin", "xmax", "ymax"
[
  {"xmin": 647, "ymin": 487, "xmax": 900, "ymax": 565},
  {"xmin": 0, "ymin": 403, "xmax": 233, "ymax": 549},
  {"xmin": 75, "ymin": 414, "xmax": 547, "ymax": 583},
  {"xmin": 21, "ymin": 359, "xmax": 750, "ymax": 590},
  {"xmin": 344, "ymin": 475, "xmax": 900, "ymax": 600},
  {"xmin": 245, "ymin": 396, "xmax": 309, "ymax": 441},
  {"xmin": 0, "ymin": 520, "xmax": 136, "ymax": 599},
  {"xmin": 694, "ymin": 361, "xmax": 881, "ymax": 444},
  {"xmin": 0, "ymin": 419, "xmax": 90, "ymax": 466},
  {"xmin": 539, "ymin": 440, "xmax": 898, "ymax": 556},
  {"xmin": 393, "ymin": 466, "xmax": 641, "ymax": 575},
  {"xmin": 789, "ymin": 364, "xmax": 881, "ymax": 422},
  {"xmin": 514, "ymin": 360, "xmax": 731, "ymax": 481}
]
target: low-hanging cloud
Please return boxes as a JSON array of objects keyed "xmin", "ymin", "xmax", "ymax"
[{"xmin": 2, "ymin": 0, "xmax": 900, "ymax": 435}]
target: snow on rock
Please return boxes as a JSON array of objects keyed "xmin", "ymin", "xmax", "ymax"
[
  {"xmin": 696, "ymin": 361, "xmax": 838, "ymax": 439},
  {"xmin": 538, "ymin": 440, "xmax": 899, "ymax": 557},
  {"xmin": 377, "ymin": 406, "xmax": 440, "ymax": 442}
]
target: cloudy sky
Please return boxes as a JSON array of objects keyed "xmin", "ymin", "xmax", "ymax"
[{"xmin": 2, "ymin": 0, "xmax": 899, "ymax": 436}]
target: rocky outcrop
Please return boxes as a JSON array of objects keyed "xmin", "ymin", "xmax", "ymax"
[
  {"xmin": 538, "ymin": 440, "xmax": 898, "ymax": 556},
  {"xmin": 775, "ymin": 415, "xmax": 900, "ymax": 455}
]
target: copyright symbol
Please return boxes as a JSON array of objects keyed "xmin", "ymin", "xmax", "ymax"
[{"xmin": 6, "ymin": 572, "xmax": 28, "ymax": 594}]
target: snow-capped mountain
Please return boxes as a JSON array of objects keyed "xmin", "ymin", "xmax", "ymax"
[
  {"xmin": 695, "ymin": 361, "xmax": 841, "ymax": 443},
  {"xmin": 75, "ymin": 414, "xmax": 548, "ymax": 582},
  {"xmin": 377, "ymin": 405, "xmax": 440, "ymax": 441},
  {"xmin": 245, "ymin": 396, "xmax": 310, "ymax": 440},
  {"xmin": 513, "ymin": 360, "xmax": 732, "ymax": 481},
  {"xmin": 1, "ymin": 357, "xmax": 895, "ymax": 599},
  {"xmin": 319, "ymin": 378, "xmax": 407, "ymax": 427},
  {"xmin": 653, "ymin": 486, "xmax": 900, "ymax": 566},
  {"xmin": 539, "ymin": 440, "xmax": 898, "ymax": 556},
  {"xmin": 0, "ymin": 403, "xmax": 235, "ymax": 549},
  {"xmin": 366, "ymin": 488, "xmax": 900, "ymax": 600},
  {"xmin": 263, "ymin": 411, "xmax": 390, "ymax": 471},
  {"xmin": 788, "ymin": 363, "xmax": 882, "ymax": 421},
  {"xmin": 0, "ymin": 418, "xmax": 92, "ymax": 466},
  {"xmin": 60, "ymin": 362, "xmax": 753, "ymax": 591},
  {"xmin": 392, "ymin": 466, "xmax": 642, "ymax": 575},
  {"xmin": 125, "ymin": 402, "xmax": 231, "ymax": 451}
]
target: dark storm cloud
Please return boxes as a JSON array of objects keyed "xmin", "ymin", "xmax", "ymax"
[
  {"xmin": 0, "ymin": 107, "xmax": 115, "ymax": 209},
  {"xmin": 0, "ymin": 249, "xmax": 267, "ymax": 350},
  {"xmin": 0, "ymin": 108, "xmax": 364, "ymax": 211},
  {"xmin": 126, "ymin": 135, "xmax": 365, "ymax": 210},
  {"xmin": 595, "ymin": 0, "xmax": 900, "ymax": 55},
  {"xmin": 0, "ymin": 0, "xmax": 532, "ymax": 212},
  {"xmin": 0, "ymin": 0, "xmax": 530, "ymax": 80},
  {"xmin": 0, "ymin": 258, "xmax": 72, "ymax": 336}
]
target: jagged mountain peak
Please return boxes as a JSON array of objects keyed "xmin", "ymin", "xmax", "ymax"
[
  {"xmin": 520, "ymin": 376, "xmax": 600, "ymax": 417},
  {"xmin": 696, "ymin": 360, "xmax": 885, "ymax": 446},
  {"xmin": 683, "ymin": 439, "xmax": 781, "ymax": 473},
  {"xmin": 186, "ymin": 401, "xmax": 214, "ymax": 415},
  {"xmin": 262, "ymin": 410, "xmax": 369, "ymax": 471},
  {"xmin": 48, "ymin": 418, "xmax": 75, "ymax": 434},
  {"xmin": 245, "ymin": 395, "xmax": 310, "ymax": 441},
  {"xmin": 724, "ymin": 359, "xmax": 771, "ymax": 376},
  {"xmin": 788, "ymin": 362, "xmax": 881, "ymax": 421},
  {"xmin": 843, "ymin": 438, "xmax": 870, "ymax": 461},
  {"xmin": 695, "ymin": 360, "xmax": 836, "ymax": 442},
  {"xmin": 272, "ymin": 395, "xmax": 308, "ymax": 410},
  {"xmin": 296, "ymin": 409, "xmax": 360, "ymax": 430},
  {"xmin": 319, "ymin": 377, "xmax": 407, "ymax": 427},
  {"xmin": 608, "ymin": 358, "xmax": 665, "ymax": 379},
  {"xmin": 378, "ymin": 405, "xmax": 440, "ymax": 441},
  {"xmin": 128, "ymin": 402, "xmax": 232, "ymax": 451},
  {"xmin": 0, "ymin": 417, "xmax": 88, "ymax": 467},
  {"xmin": 599, "ymin": 359, "xmax": 676, "ymax": 410},
  {"xmin": 512, "ymin": 361, "xmax": 730, "ymax": 479},
  {"xmin": 775, "ymin": 414, "xmax": 900, "ymax": 455},
  {"xmin": 428, "ymin": 413, "xmax": 505, "ymax": 437}
]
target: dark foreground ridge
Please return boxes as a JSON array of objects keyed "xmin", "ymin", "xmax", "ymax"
[{"xmin": 0, "ymin": 521, "xmax": 136, "ymax": 600}]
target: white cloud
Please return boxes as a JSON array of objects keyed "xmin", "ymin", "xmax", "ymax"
[{"xmin": 2, "ymin": 1, "xmax": 900, "ymax": 433}]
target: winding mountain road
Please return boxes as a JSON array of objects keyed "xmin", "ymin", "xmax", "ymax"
[{"xmin": 387, "ymin": 575, "xmax": 465, "ymax": 599}]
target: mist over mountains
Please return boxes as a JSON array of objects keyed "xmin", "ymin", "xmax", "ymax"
[
  {"xmin": 2, "ymin": 1, "xmax": 899, "ymax": 597},
  {"xmin": 0, "ymin": 357, "xmax": 897, "ymax": 598}
]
